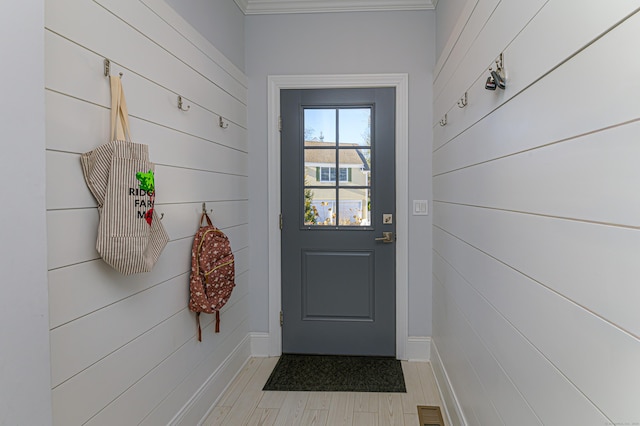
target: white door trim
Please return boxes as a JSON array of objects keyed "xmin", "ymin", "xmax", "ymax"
[{"xmin": 267, "ymin": 74, "xmax": 409, "ymax": 359}]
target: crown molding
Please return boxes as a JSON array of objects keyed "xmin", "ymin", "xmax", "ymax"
[
  {"xmin": 234, "ymin": 0, "xmax": 250, "ymax": 13},
  {"xmin": 234, "ymin": 0, "xmax": 435, "ymax": 15}
]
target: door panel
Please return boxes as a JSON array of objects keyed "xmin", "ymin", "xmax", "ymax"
[
  {"xmin": 302, "ymin": 250, "xmax": 375, "ymax": 320},
  {"xmin": 281, "ymin": 87, "xmax": 396, "ymax": 356}
]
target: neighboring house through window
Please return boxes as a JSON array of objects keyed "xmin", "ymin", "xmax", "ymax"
[{"xmin": 303, "ymin": 140, "xmax": 371, "ymax": 226}]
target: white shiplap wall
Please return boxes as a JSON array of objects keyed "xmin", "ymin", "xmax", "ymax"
[
  {"xmin": 45, "ymin": 0, "xmax": 249, "ymax": 424},
  {"xmin": 432, "ymin": 1, "xmax": 640, "ymax": 425}
]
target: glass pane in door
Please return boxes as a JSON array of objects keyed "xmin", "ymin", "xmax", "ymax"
[
  {"xmin": 304, "ymin": 109, "xmax": 336, "ymax": 143},
  {"xmin": 338, "ymin": 108, "xmax": 371, "ymax": 146},
  {"xmin": 304, "ymin": 149, "xmax": 336, "ymax": 187},
  {"xmin": 305, "ymin": 191, "xmax": 337, "ymax": 226},
  {"xmin": 338, "ymin": 188, "xmax": 370, "ymax": 226},
  {"xmin": 338, "ymin": 148, "xmax": 370, "ymax": 187}
]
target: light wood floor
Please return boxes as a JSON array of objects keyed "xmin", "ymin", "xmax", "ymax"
[{"xmin": 203, "ymin": 357, "xmax": 448, "ymax": 426}]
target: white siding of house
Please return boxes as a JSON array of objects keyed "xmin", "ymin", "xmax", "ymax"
[
  {"xmin": 432, "ymin": 1, "xmax": 640, "ymax": 424},
  {"xmin": 45, "ymin": 0, "xmax": 248, "ymax": 424}
]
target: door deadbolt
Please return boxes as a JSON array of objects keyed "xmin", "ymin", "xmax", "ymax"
[{"xmin": 375, "ymin": 232, "xmax": 394, "ymax": 243}]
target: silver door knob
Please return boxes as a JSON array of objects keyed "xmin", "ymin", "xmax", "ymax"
[{"xmin": 375, "ymin": 231, "xmax": 394, "ymax": 243}]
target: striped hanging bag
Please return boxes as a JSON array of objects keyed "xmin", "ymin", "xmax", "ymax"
[{"xmin": 80, "ymin": 76, "xmax": 169, "ymax": 274}]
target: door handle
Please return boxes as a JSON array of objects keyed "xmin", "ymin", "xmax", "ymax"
[{"xmin": 375, "ymin": 231, "xmax": 394, "ymax": 243}]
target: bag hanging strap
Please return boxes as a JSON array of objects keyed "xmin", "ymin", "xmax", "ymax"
[
  {"xmin": 200, "ymin": 211, "xmax": 213, "ymax": 227},
  {"xmin": 195, "ymin": 213, "xmax": 214, "ymax": 275},
  {"xmin": 109, "ymin": 76, "xmax": 123, "ymax": 141},
  {"xmin": 109, "ymin": 75, "xmax": 132, "ymax": 142},
  {"xmin": 196, "ymin": 312, "xmax": 202, "ymax": 342},
  {"xmin": 195, "ymin": 311, "xmax": 219, "ymax": 340},
  {"xmin": 196, "ymin": 311, "xmax": 219, "ymax": 339},
  {"xmin": 118, "ymin": 81, "xmax": 132, "ymax": 139}
]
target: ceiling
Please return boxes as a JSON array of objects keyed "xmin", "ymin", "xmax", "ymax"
[{"xmin": 233, "ymin": 0, "xmax": 437, "ymax": 15}]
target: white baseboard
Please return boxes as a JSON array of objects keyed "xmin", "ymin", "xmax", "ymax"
[
  {"xmin": 406, "ymin": 336, "xmax": 431, "ymax": 361},
  {"xmin": 250, "ymin": 332, "xmax": 271, "ymax": 357},
  {"xmin": 252, "ymin": 332, "xmax": 428, "ymax": 360},
  {"xmin": 430, "ymin": 339, "xmax": 467, "ymax": 426},
  {"xmin": 170, "ymin": 334, "xmax": 252, "ymax": 426}
]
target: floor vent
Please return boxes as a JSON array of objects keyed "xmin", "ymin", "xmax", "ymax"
[{"xmin": 417, "ymin": 405, "xmax": 445, "ymax": 426}]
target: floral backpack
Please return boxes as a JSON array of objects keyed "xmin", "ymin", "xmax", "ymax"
[{"xmin": 189, "ymin": 212, "xmax": 235, "ymax": 341}]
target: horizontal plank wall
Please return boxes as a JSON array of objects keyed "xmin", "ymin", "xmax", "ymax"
[
  {"xmin": 432, "ymin": 1, "xmax": 640, "ymax": 425},
  {"xmin": 45, "ymin": 0, "xmax": 248, "ymax": 424}
]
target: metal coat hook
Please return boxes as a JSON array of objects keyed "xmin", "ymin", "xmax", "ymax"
[
  {"xmin": 177, "ymin": 95, "xmax": 190, "ymax": 111},
  {"xmin": 495, "ymin": 52, "xmax": 505, "ymax": 72},
  {"xmin": 103, "ymin": 59, "xmax": 123, "ymax": 78},
  {"xmin": 202, "ymin": 203, "xmax": 213, "ymax": 215},
  {"xmin": 486, "ymin": 53, "xmax": 506, "ymax": 90},
  {"xmin": 457, "ymin": 92, "xmax": 468, "ymax": 108},
  {"xmin": 159, "ymin": 212, "xmax": 164, "ymax": 220},
  {"xmin": 439, "ymin": 114, "xmax": 448, "ymax": 127},
  {"xmin": 218, "ymin": 116, "xmax": 229, "ymax": 129}
]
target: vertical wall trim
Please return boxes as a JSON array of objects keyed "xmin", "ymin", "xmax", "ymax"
[
  {"xmin": 267, "ymin": 74, "xmax": 410, "ymax": 359},
  {"xmin": 1, "ymin": 0, "xmax": 52, "ymax": 423}
]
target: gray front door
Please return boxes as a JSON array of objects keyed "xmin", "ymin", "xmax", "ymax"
[{"xmin": 280, "ymin": 87, "xmax": 396, "ymax": 356}]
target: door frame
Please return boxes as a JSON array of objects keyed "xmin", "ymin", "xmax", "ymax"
[{"xmin": 266, "ymin": 74, "xmax": 409, "ymax": 359}]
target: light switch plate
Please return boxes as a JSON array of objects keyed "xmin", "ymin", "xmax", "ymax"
[{"xmin": 413, "ymin": 200, "xmax": 428, "ymax": 215}]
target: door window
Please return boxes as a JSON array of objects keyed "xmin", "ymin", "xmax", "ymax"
[{"xmin": 303, "ymin": 108, "xmax": 372, "ymax": 227}]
